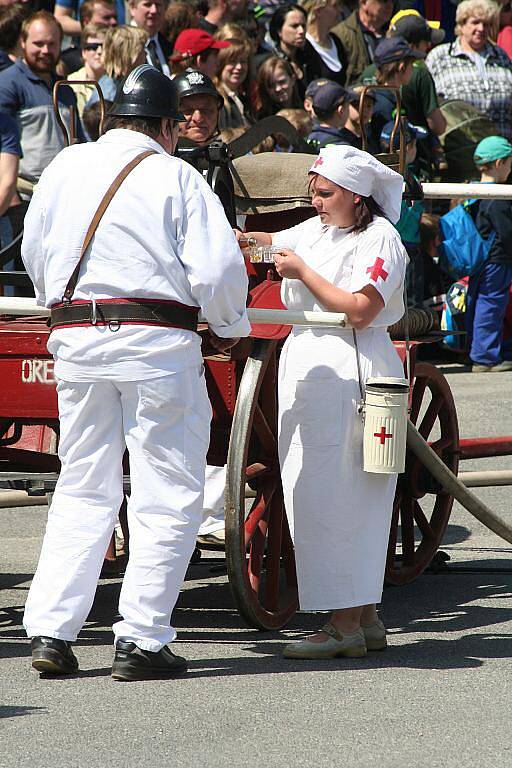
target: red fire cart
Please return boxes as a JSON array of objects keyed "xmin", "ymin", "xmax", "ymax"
[{"xmin": 1, "ymin": 147, "xmax": 511, "ymax": 632}]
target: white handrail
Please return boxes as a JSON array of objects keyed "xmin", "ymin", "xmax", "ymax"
[
  {"xmin": 0, "ymin": 299, "xmax": 351, "ymax": 330},
  {"xmin": 248, "ymin": 308, "xmax": 349, "ymax": 327},
  {"xmin": 421, "ymin": 182, "xmax": 512, "ymax": 200},
  {"xmin": 0, "ymin": 297, "xmax": 49, "ymax": 316}
]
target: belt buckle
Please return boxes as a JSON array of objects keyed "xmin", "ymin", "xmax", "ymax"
[{"xmin": 90, "ymin": 297, "xmax": 98, "ymax": 326}]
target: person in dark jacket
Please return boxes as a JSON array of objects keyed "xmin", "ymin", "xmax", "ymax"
[
  {"xmin": 369, "ymin": 36, "xmax": 424, "ymax": 150},
  {"xmin": 334, "ymin": 86, "xmax": 376, "ymax": 150},
  {"xmin": 174, "ymin": 69, "xmax": 237, "ymax": 225},
  {"xmin": 301, "ymin": 0, "xmax": 347, "ymax": 86},
  {"xmin": 268, "ymin": 4, "xmax": 308, "ymax": 97},
  {"xmin": 330, "ymin": 0, "xmax": 394, "ymax": 84},
  {"xmin": 361, "ymin": 10, "xmax": 447, "ymax": 178},
  {"xmin": 465, "ymin": 136, "xmax": 512, "ymax": 372}
]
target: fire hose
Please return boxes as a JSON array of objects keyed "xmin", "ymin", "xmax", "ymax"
[{"xmin": 407, "ymin": 421, "xmax": 512, "ymax": 545}]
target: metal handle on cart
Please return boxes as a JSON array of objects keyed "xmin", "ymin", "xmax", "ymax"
[
  {"xmin": 359, "ymin": 85, "xmax": 406, "ymax": 177},
  {"xmin": 53, "ymin": 80, "xmax": 106, "ymax": 146}
]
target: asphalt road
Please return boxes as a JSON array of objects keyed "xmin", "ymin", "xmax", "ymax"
[{"xmin": 2, "ymin": 360, "xmax": 512, "ymax": 768}]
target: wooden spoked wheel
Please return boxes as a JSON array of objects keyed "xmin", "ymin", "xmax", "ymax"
[
  {"xmin": 385, "ymin": 362, "xmax": 459, "ymax": 585},
  {"xmin": 225, "ymin": 339, "xmax": 298, "ymax": 630}
]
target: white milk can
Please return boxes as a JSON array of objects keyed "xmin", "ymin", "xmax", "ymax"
[{"xmin": 362, "ymin": 377, "xmax": 409, "ymax": 474}]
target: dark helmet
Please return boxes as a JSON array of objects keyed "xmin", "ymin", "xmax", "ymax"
[
  {"xmin": 173, "ymin": 69, "xmax": 223, "ymax": 107},
  {"xmin": 108, "ymin": 65, "xmax": 185, "ymax": 120}
]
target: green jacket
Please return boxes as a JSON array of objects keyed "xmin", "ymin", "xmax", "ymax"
[{"xmin": 331, "ymin": 11, "xmax": 370, "ymax": 85}]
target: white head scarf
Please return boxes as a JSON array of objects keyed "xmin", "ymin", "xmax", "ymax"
[{"xmin": 308, "ymin": 145, "xmax": 404, "ymax": 224}]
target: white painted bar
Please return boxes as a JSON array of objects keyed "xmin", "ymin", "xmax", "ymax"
[
  {"xmin": 248, "ymin": 308, "xmax": 350, "ymax": 327},
  {"xmin": 458, "ymin": 470, "xmax": 512, "ymax": 487},
  {"xmin": 0, "ymin": 297, "xmax": 49, "ymax": 316},
  {"xmin": 421, "ymin": 183, "xmax": 512, "ymax": 200},
  {"xmin": 0, "ymin": 299, "xmax": 351, "ymax": 330}
]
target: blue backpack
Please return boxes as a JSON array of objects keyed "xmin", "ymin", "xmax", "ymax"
[
  {"xmin": 439, "ymin": 200, "xmax": 495, "ymax": 280},
  {"xmin": 441, "ymin": 278, "xmax": 468, "ymax": 353}
]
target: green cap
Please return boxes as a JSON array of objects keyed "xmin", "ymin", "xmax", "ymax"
[{"xmin": 474, "ymin": 135, "xmax": 512, "ymax": 165}]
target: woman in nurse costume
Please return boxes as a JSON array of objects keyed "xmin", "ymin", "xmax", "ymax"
[{"xmin": 241, "ymin": 145, "xmax": 407, "ymax": 659}]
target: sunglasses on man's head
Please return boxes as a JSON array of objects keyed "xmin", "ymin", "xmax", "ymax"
[{"xmin": 84, "ymin": 42, "xmax": 103, "ymax": 51}]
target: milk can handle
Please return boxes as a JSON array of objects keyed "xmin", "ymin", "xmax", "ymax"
[
  {"xmin": 353, "ymin": 278, "xmax": 411, "ymax": 413},
  {"xmin": 352, "ymin": 328, "xmax": 365, "ymax": 414}
]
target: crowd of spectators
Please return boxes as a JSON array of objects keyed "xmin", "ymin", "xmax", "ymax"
[{"xmin": 0, "ymin": 0, "xmax": 511, "ymax": 331}]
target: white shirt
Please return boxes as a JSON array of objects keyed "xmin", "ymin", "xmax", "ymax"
[
  {"xmin": 306, "ymin": 33, "xmax": 342, "ymax": 73},
  {"xmin": 22, "ymin": 129, "xmax": 250, "ymax": 381},
  {"xmin": 272, "ymin": 215, "xmax": 406, "ymax": 328}
]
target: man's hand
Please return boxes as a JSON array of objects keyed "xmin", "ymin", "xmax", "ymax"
[
  {"xmin": 209, "ymin": 330, "xmax": 240, "ymax": 353},
  {"xmin": 233, "ymin": 228, "xmax": 245, "ymax": 245},
  {"xmin": 273, "ymin": 248, "xmax": 306, "ymax": 280},
  {"xmin": 233, "ymin": 229, "xmax": 254, "ymax": 251}
]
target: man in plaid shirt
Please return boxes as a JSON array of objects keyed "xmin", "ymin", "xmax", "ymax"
[{"xmin": 426, "ymin": 0, "xmax": 512, "ymax": 140}]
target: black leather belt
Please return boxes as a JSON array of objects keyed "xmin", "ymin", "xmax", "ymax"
[{"xmin": 50, "ymin": 298, "xmax": 199, "ymax": 333}]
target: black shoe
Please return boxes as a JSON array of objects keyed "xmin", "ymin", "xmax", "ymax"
[
  {"xmin": 31, "ymin": 636, "xmax": 79, "ymax": 675},
  {"xmin": 111, "ymin": 639, "xmax": 188, "ymax": 681}
]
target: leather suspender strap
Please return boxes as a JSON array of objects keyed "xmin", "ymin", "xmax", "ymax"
[{"xmin": 62, "ymin": 149, "xmax": 157, "ymax": 302}]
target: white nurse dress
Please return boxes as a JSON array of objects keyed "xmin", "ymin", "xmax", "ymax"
[{"xmin": 273, "ymin": 215, "xmax": 407, "ymax": 611}]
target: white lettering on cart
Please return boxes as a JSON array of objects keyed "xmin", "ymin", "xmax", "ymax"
[{"xmin": 21, "ymin": 359, "xmax": 55, "ymax": 384}]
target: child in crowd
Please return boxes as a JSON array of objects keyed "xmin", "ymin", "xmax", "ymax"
[
  {"xmin": 370, "ymin": 36, "xmax": 424, "ymax": 151},
  {"xmin": 303, "ymin": 78, "xmax": 329, "ymax": 118},
  {"xmin": 465, "ymin": 136, "xmax": 512, "ymax": 372},
  {"xmin": 306, "ymin": 81, "xmax": 351, "ymax": 150},
  {"xmin": 380, "ymin": 119, "xmax": 427, "ymax": 305},
  {"xmin": 82, "ymin": 100, "xmax": 113, "ymax": 141},
  {"xmin": 339, "ymin": 87, "xmax": 376, "ymax": 151},
  {"xmin": 275, "ymin": 107, "xmax": 313, "ymax": 150},
  {"xmin": 419, "ymin": 213, "xmax": 452, "ymax": 302}
]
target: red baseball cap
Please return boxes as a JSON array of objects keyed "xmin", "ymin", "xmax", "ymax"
[{"xmin": 172, "ymin": 29, "xmax": 231, "ymax": 61}]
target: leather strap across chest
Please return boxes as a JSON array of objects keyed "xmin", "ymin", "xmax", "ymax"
[
  {"xmin": 51, "ymin": 150, "xmax": 199, "ymax": 335},
  {"xmin": 62, "ymin": 149, "xmax": 157, "ymax": 303}
]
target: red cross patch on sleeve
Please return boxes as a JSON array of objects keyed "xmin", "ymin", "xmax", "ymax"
[{"xmin": 366, "ymin": 257, "xmax": 389, "ymax": 282}]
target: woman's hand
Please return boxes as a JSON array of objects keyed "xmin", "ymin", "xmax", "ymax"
[{"xmin": 273, "ymin": 248, "xmax": 307, "ymax": 280}]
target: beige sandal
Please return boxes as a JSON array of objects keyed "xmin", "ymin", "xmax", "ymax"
[
  {"xmin": 361, "ymin": 619, "xmax": 387, "ymax": 651},
  {"xmin": 283, "ymin": 623, "xmax": 367, "ymax": 659}
]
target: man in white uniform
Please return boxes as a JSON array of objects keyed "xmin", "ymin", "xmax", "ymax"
[{"xmin": 21, "ymin": 64, "xmax": 250, "ymax": 681}]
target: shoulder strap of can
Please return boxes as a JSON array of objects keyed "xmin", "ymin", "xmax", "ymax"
[{"xmin": 63, "ymin": 149, "xmax": 157, "ymax": 303}]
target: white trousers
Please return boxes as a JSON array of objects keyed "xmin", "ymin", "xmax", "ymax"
[
  {"xmin": 23, "ymin": 367, "xmax": 211, "ymax": 652},
  {"xmin": 198, "ymin": 464, "xmax": 227, "ymax": 534}
]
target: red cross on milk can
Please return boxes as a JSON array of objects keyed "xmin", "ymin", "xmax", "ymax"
[{"xmin": 374, "ymin": 427, "xmax": 393, "ymax": 445}]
